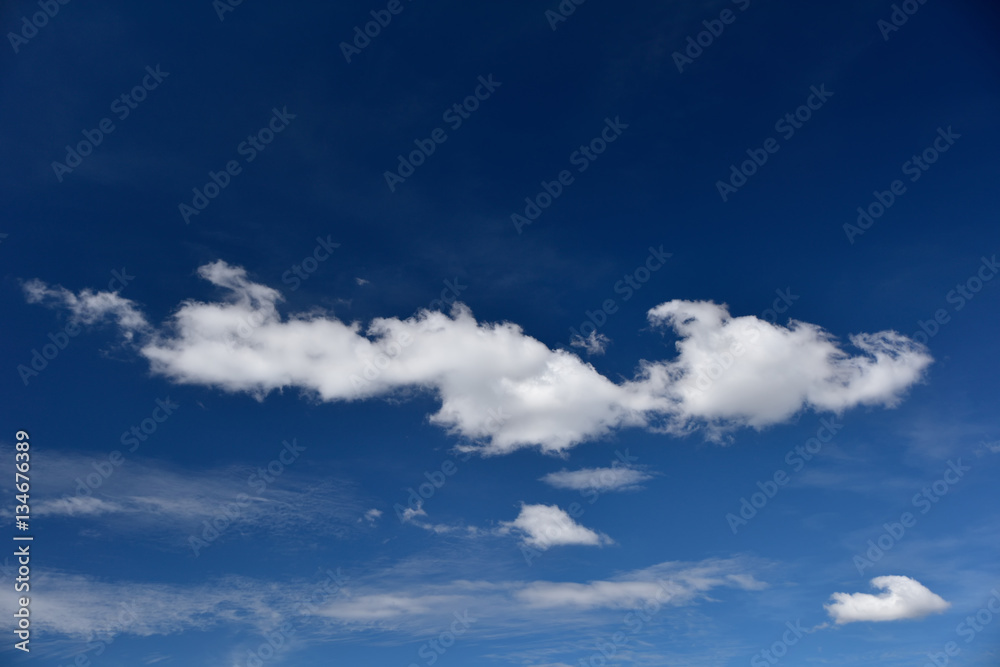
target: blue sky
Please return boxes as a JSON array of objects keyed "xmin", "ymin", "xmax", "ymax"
[{"xmin": 2, "ymin": 0, "xmax": 1000, "ymax": 665}]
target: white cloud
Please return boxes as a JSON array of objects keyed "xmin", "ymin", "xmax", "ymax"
[
  {"xmin": 977, "ymin": 439, "xmax": 1000, "ymax": 455},
  {"xmin": 541, "ymin": 466, "xmax": 653, "ymax": 492},
  {"xmin": 570, "ymin": 330, "xmax": 610, "ymax": 355},
  {"xmin": 0, "ymin": 572, "xmax": 285, "ymax": 641},
  {"xmin": 34, "ymin": 495, "xmax": 126, "ymax": 517},
  {"xmin": 0, "ymin": 557, "xmax": 761, "ymax": 642},
  {"xmin": 24, "ymin": 263, "xmax": 932, "ymax": 454},
  {"xmin": 498, "ymin": 503, "xmax": 612, "ymax": 550},
  {"xmin": 516, "ymin": 558, "xmax": 766, "ymax": 609},
  {"xmin": 825, "ymin": 575, "xmax": 950, "ymax": 624},
  {"xmin": 398, "ymin": 500, "xmax": 427, "ymax": 523},
  {"xmin": 642, "ymin": 300, "xmax": 932, "ymax": 438},
  {"xmin": 10, "ymin": 446, "xmax": 365, "ymax": 547},
  {"xmin": 22, "ymin": 279, "xmax": 149, "ymax": 337},
  {"xmin": 320, "ymin": 593, "xmax": 463, "ymax": 621},
  {"xmin": 362, "ymin": 508, "xmax": 383, "ymax": 524},
  {"xmin": 517, "ymin": 580, "xmax": 673, "ymax": 609},
  {"xmin": 394, "ymin": 500, "xmax": 472, "ymax": 534}
]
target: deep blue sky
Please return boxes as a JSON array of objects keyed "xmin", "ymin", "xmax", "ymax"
[{"xmin": 2, "ymin": 1, "xmax": 1000, "ymax": 665}]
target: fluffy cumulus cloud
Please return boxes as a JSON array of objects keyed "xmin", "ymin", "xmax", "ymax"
[
  {"xmin": 23, "ymin": 262, "xmax": 933, "ymax": 454},
  {"xmin": 498, "ymin": 503, "xmax": 612, "ymax": 549},
  {"xmin": 825, "ymin": 576, "xmax": 951, "ymax": 624},
  {"xmin": 642, "ymin": 300, "xmax": 932, "ymax": 437}
]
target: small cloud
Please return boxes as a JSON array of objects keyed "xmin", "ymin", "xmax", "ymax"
[
  {"xmin": 35, "ymin": 496, "xmax": 125, "ymax": 517},
  {"xmin": 976, "ymin": 439, "xmax": 1000, "ymax": 456},
  {"xmin": 825, "ymin": 575, "xmax": 950, "ymax": 624},
  {"xmin": 498, "ymin": 503, "xmax": 612, "ymax": 550},
  {"xmin": 541, "ymin": 466, "xmax": 652, "ymax": 492},
  {"xmin": 355, "ymin": 277, "xmax": 370, "ymax": 286},
  {"xmin": 399, "ymin": 500, "xmax": 426, "ymax": 524},
  {"xmin": 397, "ymin": 502, "xmax": 478, "ymax": 535},
  {"xmin": 724, "ymin": 573, "xmax": 769, "ymax": 591},
  {"xmin": 22, "ymin": 279, "xmax": 148, "ymax": 335},
  {"xmin": 570, "ymin": 330, "xmax": 610, "ymax": 355},
  {"xmin": 362, "ymin": 508, "xmax": 382, "ymax": 525}
]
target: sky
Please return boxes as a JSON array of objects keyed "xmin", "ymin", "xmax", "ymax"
[{"xmin": 2, "ymin": 0, "xmax": 1000, "ymax": 665}]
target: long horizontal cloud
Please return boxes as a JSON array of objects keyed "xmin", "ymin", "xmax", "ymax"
[
  {"xmin": 5, "ymin": 444, "xmax": 367, "ymax": 550},
  {"xmin": 23, "ymin": 261, "xmax": 932, "ymax": 454},
  {"xmin": 825, "ymin": 575, "xmax": 950, "ymax": 623},
  {"xmin": 541, "ymin": 466, "xmax": 654, "ymax": 492},
  {"xmin": 0, "ymin": 557, "xmax": 762, "ymax": 642}
]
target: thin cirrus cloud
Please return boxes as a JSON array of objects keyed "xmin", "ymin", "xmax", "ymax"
[
  {"xmin": 825, "ymin": 575, "xmax": 951, "ymax": 624},
  {"xmin": 515, "ymin": 557, "xmax": 767, "ymax": 610},
  {"xmin": 0, "ymin": 557, "xmax": 763, "ymax": 643},
  {"xmin": 23, "ymin": 261, "xmax": 932, "ymax": 455},
  {"xmin": 540, "ymin": 466, "xmax": 653, "ymax": 492},
  {"xmin": 9, "ymin": 446, "xmax": 367, "ymax": 546}
]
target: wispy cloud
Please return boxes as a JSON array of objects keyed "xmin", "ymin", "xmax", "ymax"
[
  {"xmin": 9, "ymin": 447, "xmax": 367, "ymax": 549},
  {"xmin": 541, "ymin": 466, "xmax": 653, "ymax": 492},
  {"xmin": 0, "ymin": 557, "xmax": 763, "ymax": 644},
  {"xmin": 570, "ymin": 330, "xmax": 610, "ymax": 355}
]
